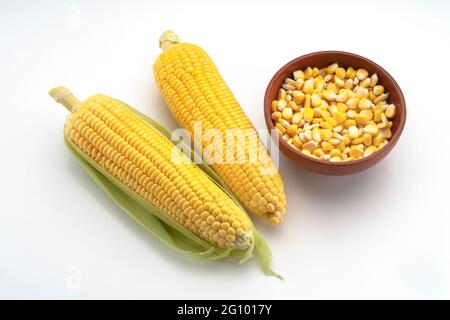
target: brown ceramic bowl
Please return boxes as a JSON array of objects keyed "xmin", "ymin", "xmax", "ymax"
[{"xmin": 264, "ymin": 51, "xmax": 406, "ymax": 175}]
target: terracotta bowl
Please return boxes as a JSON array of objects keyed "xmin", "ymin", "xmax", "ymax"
[{"xmin": 264, "ymin": 51, "xmax": 406, "ymax": 175}]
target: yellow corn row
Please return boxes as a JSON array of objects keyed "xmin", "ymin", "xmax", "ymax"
[
  {"xmin": 153, "ymin": 31, "xmax": 287, "ymax": 223},
  {"xmin": 49, "ymin": 87, "xmax": 253, "ymax": 249}
]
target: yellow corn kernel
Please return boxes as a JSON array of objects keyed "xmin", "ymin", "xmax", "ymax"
[
  {"xmin": 355, "ymin": 113, "xmax": 370, "ymax": 126},
  {"xmin": 311, "ymin": 94, "xmax": 322, "ymax": 107},
  {"xmin": 318, "ymin": 67, "xmax": 327, "ymax": 77},
  {"xmin": 285, "ymin": 80, "xmax": 297, "ymax": 90},
  {"xmin": 333, "ymin": 125, "xmax": 343, "ymax": 133},
  {"xmin": 348, "ymin": 125, "xmax": 360, "ymax": 139},
  {"xmin": 368, "ymin": 91, "xmax": 377, "ymax": 101},
  {"xmin": 328, "ymin": 105, "xmax": 338, "ymax": 115},
  {"xmin": 296, "ymin": 79, "xmax": 304, "ymax": 90},
  {"xmin": 292, "ymin": 90, "xmax": 305, "ymax": 104},
  {"xmin": 320, "ymin": 110, "xmax": 331, "ymax": 119},
  {"xmin": 302, "ymin": 140, "xmax": 318, "ymax": 152},
  {"xmin": 328, "ymin": 138, "xmax": 341, "ymax": 146},
  {"xmin": 356, "ymin": 68, "xmax": 369, "ymax": 80},
  {"xmin": 327, "ymin": 83, "xmax": 339, "ymax": 94},
  {"xmin": 312, "ymin": 118, "xmax": 323, "ymax": 124},
  {"xmin": 336, "ymin": 67, "xmax": 346, "ymax": 79},
  {"xmin": 301, "ymin": 149, "xmax": 312, "ymax": 156},
  {"xmin": 335, "ymin": 93, "xmax": 347, "ymax": 103},
  {"xmin": 320, "ymin": 121, "xmax": 333, "ymax": 130},
  {"xmin": 287, "ymin": 124, "xmax": 298, "ymax": 136},
  {"xmin": 380, "ymin": 127, "xmax": 392, "ymax": 139},
  {"xmin": 346, "ymin": 67, "xmax": 356, "ymax": 79},
  {"xmin": 373, "ymin": 85, "xmax": 384, "ymax": 96},
  {"xmin": 327, "ymin": 63, "xmax": 339, "ymax": 74},
  {"xmin": 304, "ymin": 107, "xmax": 314, "ymax": 122},
  {"xmin": 271, "ymin": 100, "xmax": 278, "ymax": 112},
  {"xmin": 303, "ymin": 78, "xmax": 314, "ymax": 94},
  {"xmin": 349, "ymin": 145, "xmax": 364, "ymax": 158},
  {"xmin": 337, "ymin": 103, "xmax": 348, "ymax": 113},
  {"xmin": 360, "ymin": 109, "xmax": 373, "ymax": 120},
  {"xmin": 337, "ymin": 141, "xmax": 346, "ymax": 151},
  {"xmin": 358, "ymin": 98, "xmax": 373, "ymax": 110},
  {"xmin": 322, "ymin": 90, "xmax": 336, "ymax": 101},
  {"xmin": 314, "ymin": 78, "xmax": 325, "ymax": 91},
  {"xmin": 304, "ymin": 93, "xmax": 311, "ymax": 108},
  {"xmin": 324, "ymin": 73, "xmax": 333, "ymax": 82},
  {"xmin": 277, "ymin": 99, "xmax": 287, "ymax": 111},
  {"xmin": 370, "ymin": 73, "xmax": 378, "ymax": 87},
  {"xmin": 312, "ymin": 127, "xmax": 321, "ymax": 142},
  {"xmin": 378, "ymin": 140, "xmax": 388, "ymax": 150},
  {"xmin": 346, "ymin": 110, "xmax": 356, "ymax": 119},
  {"xmin": 320, "ymin": 129, "xmax": 333, "ymax": 141},
  {"xmin": 275, "ymin": 122, "xmax": 286, "ymax": 134},
  {"xmin": 385, "ymin": 104, "xmax": 396, "ymax": 118},
  {"xmin": 346, "ymin": 98, "xmax": 359, "ymax": 109},
  {"xmin": 359, "ymin": 78, "xmax": 371, "ymax": 89},
  {"xmin": 329, "ymin": 148, "xmax": 341, "ymax": 157},
  {"xmin": 333, "ymin": 111, "xmax": 347, "ymax": 124},
  {"xmin": 373, "ymin": 110, "xmax": 382, "ymax": 122},
  {"xmin": 330, "ymin": 156, "xmax": 341, "ymax": 162},
  {"xmin": 344, "ymin": 119, "xmax": 356, "ymax": 128},
  {"xmin": 343, "ymin": 134, "xmax": 351, "ymax": 145},
  {"xmin": 362, "ymin": 133, "xmax": 373, "ymax": 146},
  {"xmin": 287, "ymin": 100, "xmax": 300, "ymax": 112},
  {"xmin": 292, "ymin": 112, "xmax": 303, "ymax": 124},
  {"xmin": 351, "ymin": 137, "xmax": 363, "ymax": 145},
  {"xmin": 321, "ymin": 141, "xmax": 333, "ymax": 151},
  {"xmin": 375, "ymin": 101, "xmax": 388, "ymax": 112},
  {"xmin": 374, "ymin": 93, "xmax": 389, "ymax": 104},
  {"xmin": 344, "ymin": 79, "xmax": 354, "ymax": 90},
  {"xmin": 387, "ymin": 121, "xmax": 393, "ymax": 128},
  {"xmin": 320, "ymin": 100, "xmax": 329, "ymax": 110},
  {"xmin": 304, "ymin": 66, "xmax": 313, "ymax": 79},
  {"xmin": 278, "ymin": 119, "xmax": 290, "ymax": 129},
  {"xmin": 364, "ymin": 146, "xmax": 377, "ymax": 157},
  {"xmin": 293, "ymin": 135, "xmax": 303, "ymax": 148},
  {"xmin": 364, "ymin": 124, "xmax": 379, "ymax": 136},
  {"xmin": 281, "ymin": 107, "xmax": 293, "ymax": 120},
  {"xmin": 373, "ymin": 133, "xmax": 384, "ymax": 147},
  {"xmin": 325, "ymin": 117, "xmax": 337, "ymax": 126},
  {"xmin": 355, "ymin": 87, "xmax": 369, "ymax": 99},
  {"xmin": 334, "ymin": 75, "xmax": 345, "ymax": 88},
  {"xmin": 271, "ymin": 111, "xmax": 282, "ymax": 121},
  {"xmin": 293, "ymin": 70, "xmax": 305, "ymax": 80},
  {"xmin": 278, "ymin": 88, "xmax": 287, "ymax": 100},
  {"xmin": 313, "ymin": 148, "xmax": 325, "ymax": 158}
]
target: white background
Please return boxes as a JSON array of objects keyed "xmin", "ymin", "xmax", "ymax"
[{"xmin": 1, "ymin": 0, "xmax": 449, "ymax": 299}]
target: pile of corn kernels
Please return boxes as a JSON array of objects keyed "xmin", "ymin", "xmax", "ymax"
[{"xmin": 271, "ymin": 63, "xmax": 396, "ymax": 161}]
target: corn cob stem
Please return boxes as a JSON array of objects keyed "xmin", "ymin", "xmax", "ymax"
[
  {"xmin": 159, "ymin": 30, "xmax": 180, "ymax": 51},
  {"xmin": 49, "ymin": 86, "xmax": 80, "ymax": 112}
]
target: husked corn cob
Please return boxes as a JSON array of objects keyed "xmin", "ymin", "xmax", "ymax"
[
  {"xmin": 49, "ymin": 87, "xmax": 253, "ymax": 249},
  {"xmin": 153, "ymin": 31, "xmax": 287, "ymax": 223}
]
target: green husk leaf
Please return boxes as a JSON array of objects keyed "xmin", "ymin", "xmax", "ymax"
[{"xmin": 63, "ymin": 100, "xmax": 280, "ymax": 277}]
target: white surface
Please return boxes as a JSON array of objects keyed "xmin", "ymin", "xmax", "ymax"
[{"xmin": 1, "ymin": 0, "xmax": 450, "ymax": 299}]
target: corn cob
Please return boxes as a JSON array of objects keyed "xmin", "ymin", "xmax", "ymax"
[
  {"xmin": 153, "ymin": 31, "xmax": 287, "ymax": 223},
  {"xmin": 49, "ymin": 87, "xmax": 253, "ymax": 250}
]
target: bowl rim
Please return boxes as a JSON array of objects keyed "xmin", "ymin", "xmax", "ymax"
[{"xmin": 263, "ymin": 50, "xmax": 407, "ymax": 167}]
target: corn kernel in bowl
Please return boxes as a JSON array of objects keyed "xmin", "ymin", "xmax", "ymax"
[{"xmin": 271, "ymin": 63, "xmax": 396, "ymax": 162}]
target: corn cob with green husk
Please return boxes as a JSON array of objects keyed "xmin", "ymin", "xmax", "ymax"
[
  {"xmin": 154, "ymin": 31, "xmax": 287, "ymax": 223},
  {"xmin": 49, "ymin": 87, "xmax": 279, "ymax": 277}
]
